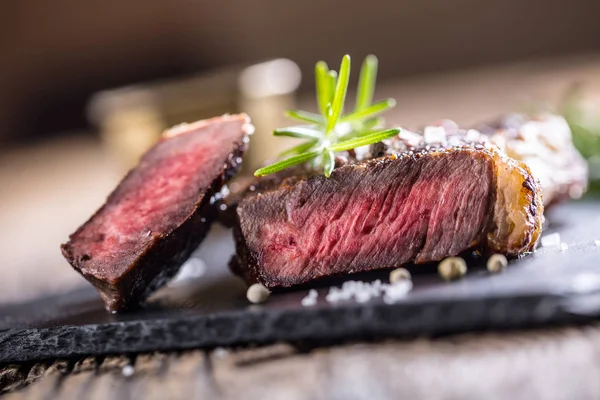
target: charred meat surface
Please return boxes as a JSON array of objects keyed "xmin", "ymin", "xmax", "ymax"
[
  {"xmin": 62, "ymin": 114, "xmax": 253, "ymax": 311},
  {"xmin": 231, "ymin": 144, "xmax": 542, "ymax": 289}
]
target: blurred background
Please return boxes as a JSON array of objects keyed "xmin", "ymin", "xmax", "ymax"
[{"xmin": 2, "ymin": 0, "xmax": 600, "ymax": 304}]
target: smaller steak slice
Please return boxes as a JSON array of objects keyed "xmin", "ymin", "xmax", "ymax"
[
  {"xmin": 62, "ymin": 114, "xmax": 253, "ymax": 311},
  {"xmin": 232, "ymin": 144, "xmax": 542, "ymax": 289}
]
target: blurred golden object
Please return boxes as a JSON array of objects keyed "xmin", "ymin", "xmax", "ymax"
[
  {"xmin": 88, "ymin": 60, "xmax": 301, "ymax": 173},
  {"xmin": 91, "ymin": 90, "xmax": 165, "ymax": 170},
  {"xmin": 239, "ymin": 59, "xmax": 302, "ymax": 171}
]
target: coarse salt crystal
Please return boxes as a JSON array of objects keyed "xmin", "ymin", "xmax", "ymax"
[
  {"xmin": 301, "ymin": 289, "xmax": 319, "ymax": 306},
  {"xmin": 326, "ymin": 278, "xmax": 412, "ymax": 305},
  {"xmin": 213, "ymin": 347, "xmax": 230, "ymax": 359},
  {"xmin": 560, "ymin": 242, "xmax": 569, "ymax": 251},
  {"xmin": 423, "ymin": 126, "xmax": 446, "ymax": 144},
  {"xmin": 595, "ymin": 240, "xmax": 600, "ymax": 247},
  {"xmin": 220, "ymin": 185, "xmax": 231, "ymax": 198},
  {"xmin": 383, "ymin": 280, "xmax": 413, "ymax": 303},
  {"xmin": 466, "ymin": 129, "xmax": 481, "ymax": 141},
  {"xmin": 121, "ymin": 365, "xmax": 135, "ymax": 377},
  {"xmin": 355, "ymin": 291, "xmax": 372, "ymax": 303},
  {"xmin": 301, "ymin": 296, "xmax": 317, "ymax": 307},
  {"xmin": 541, "ymin": 233, "xmax": 561, "ymax": 248}
]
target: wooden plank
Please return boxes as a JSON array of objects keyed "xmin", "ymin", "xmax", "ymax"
[
  {"xmin": 210, "ymin": 344, "xmax": 326, "ymax": 400},
  {"xmin": 56, "ymin": 357, "xmax": 98, "ymax": 399},
  {"xmin": 5, "ymin": 360, "xmax": 69, "ymax": 400},
  {"xmin": 0, "ymin": 365, "xmax": 28, "ymax": 394},
  {"xmin": 153, "ymin": 351, "xmax": 217, "ymax": 400},
  {"xmin": 5, "ymin": 324, "xmax": 600, "ymax": 399},
  {"xmin": 124, "ymin": 353, "xmax": 169, "ymax": 400},
  {"xmin": 84, "ymin": 356, "xmax": 131, "ymax": 400}
]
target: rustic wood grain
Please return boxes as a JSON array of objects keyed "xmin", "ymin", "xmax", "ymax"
[{"xmin": 4, "ymin": 324, "xmax": 600, "ymax": 399}]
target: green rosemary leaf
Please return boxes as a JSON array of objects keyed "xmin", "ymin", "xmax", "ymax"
[
  {"xmin": 315, "ymin": 61, "xmax": 330, "ymax": 117},
  {"xmin": 254, "ymin": 150, "xmax": 321, "ymax": 177},
  {"xmin": 339, "ymin": 128, "xmax": 379, "ymax": 141},
  {"xmin": 274, "ymin": 126, "xmax": 323, "ymax": 140},
  {"xmin": 327, "ymin": 70, "xmax": 338, "ymax": 108},
  {"xmin": 323, "ymin": 150, "xmax": 335, "ymax": 178},
  {"xmin": 342, "ymin": 98, "xmax": 396, "ymax": 123},
  {"xmin": 326, "ymin": 55, "xmax": 351, "ymax": 135},
  {"xmin": 255, "ymin": 54, "xmax": 398, "ymax": 178},
  {"xmin": 355, "ymin": 54, "xmax": 378, "ymax": 111},
  {"xmin": 285, "ymin": 110, "xmax": 325, "ymax": 124},
  {"xmin": 328, "ymin": 128, "xmax": 400, "ymax": 152},
  {"xmin": 279, "ymin": 140, "xmax": 319, "ymax": 157},
  {"xmin": 364, "ymin": 117, "xmax": 384, "ymax": 129}
]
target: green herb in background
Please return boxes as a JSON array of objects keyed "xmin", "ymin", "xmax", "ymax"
[
  {"xmin": 560, "ymin": 83, "xmax": 600, "ymax": 159},
  {"xmin": 254, "ymin": 54, "xmax": 399, "ymax": 178},
  {"xmin": 560, "ymin": 83, "xmax": 600, "ymax": 194}
]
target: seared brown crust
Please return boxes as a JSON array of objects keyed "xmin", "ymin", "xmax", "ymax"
[{"xmin": 486, "ymin": 147, "xmax": 544, "ymax": 255}]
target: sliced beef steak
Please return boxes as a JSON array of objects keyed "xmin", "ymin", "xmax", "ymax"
[
  {"xmin": 62, "ymin": 114, "xmax": 253, "ymax": 311},
  {"xmin": 231, "ymin": 144, "xmax": 543, "ymax": 289}
]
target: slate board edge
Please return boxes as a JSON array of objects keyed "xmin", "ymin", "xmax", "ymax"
[{"xmin": 1, "ymin": 292, "xmax": 595, "ymax": 364}]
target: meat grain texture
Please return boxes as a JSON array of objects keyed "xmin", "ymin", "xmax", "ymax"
[
  {"xmin": 231, "ymin": 126, "xmax": 546, "ymax": 289},
  {"xmin": 62, "ymin": 114, "xmax": 253, "ymax": 311}
]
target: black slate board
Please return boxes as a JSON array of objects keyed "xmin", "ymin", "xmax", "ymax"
[{"xmin": 1, "ymin": 202, "xmax": 600, "ymax": 363}]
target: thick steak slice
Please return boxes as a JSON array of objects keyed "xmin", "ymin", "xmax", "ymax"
[
  {"xmin": 62, "ymin": 114, "xmax": 253, "ymax": 311},
  {"xmin": 231, "ymin": 144, "xmax": 542, "ymax": 288}
]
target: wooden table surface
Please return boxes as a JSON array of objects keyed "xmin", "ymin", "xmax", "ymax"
[{"xmin": 2, "ymin": 323, "xmax": 600, "ymax": 399}]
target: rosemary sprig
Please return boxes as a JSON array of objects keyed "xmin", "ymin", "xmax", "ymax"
[{"xmin": 255, "ymin": 54, "xmax": 399, "ymax": 178}]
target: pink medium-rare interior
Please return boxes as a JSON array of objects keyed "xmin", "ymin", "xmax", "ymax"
[
  {"xmin": 245, "ymin": 150, "xmax": 494, "ymax": 284},
  {"xmin": 71, "ymin": 117, "xmax": 245, "ymax": 279}
]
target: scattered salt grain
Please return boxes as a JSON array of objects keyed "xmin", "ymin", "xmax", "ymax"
[
  {"xmin": 560, "ymin": 242, "xmax": 569, "ymax": 251},
  {"xmin": 213, "ymin": 347, "xmax": 230, "ymax": 359},
  {"xmin": 220, "ymin": 185, "xmax": 231, "ymax": 198},
  {"xmin": 438, "ymin": 257, "xmax": 467, "ymax": 281},
  {"xmin": 121, "ymin": 365, "xmax": 135, "ymax": 377},
  {"xmin": 324, "ymin": 278, "xmax": 412, "ymax": 305},
  {"xmin": 423, "ymin": 126, "xmax": 446, "ymax": 144},
  {"xmin": 301, "ymin": 289, "xmax": 318, "ymax": 306},
  {"xmin": 301, "ymin": 297, "xmax": 317, "ymax": 306},
  {"xmin": 383, "ymin": 280, "xmax": 413, "ymax": 304},
  {"xmin": 246, "ymin": 283, "xmax": 270, "ymax": 304},
  {"xmin": 355, "ymin": 290, "xmax": 372, "ymax": 303},
  {"xmin": 169, "ymin": 258, "xmax": 206, "ymax": 286},
  {"xmin": 486, "ymin": 254, "xmax": 508, "ymax": 273},
  {"xmin": 541, "ymin": 233, "xmax": 561, "ymax": 248},
  {"xmin": 466, "ymin": 129, "xmax": 481, "ymax": 141},
  {"xmin": 219, "ymin": 204, "xmax": 227, "ymax": 211}
]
